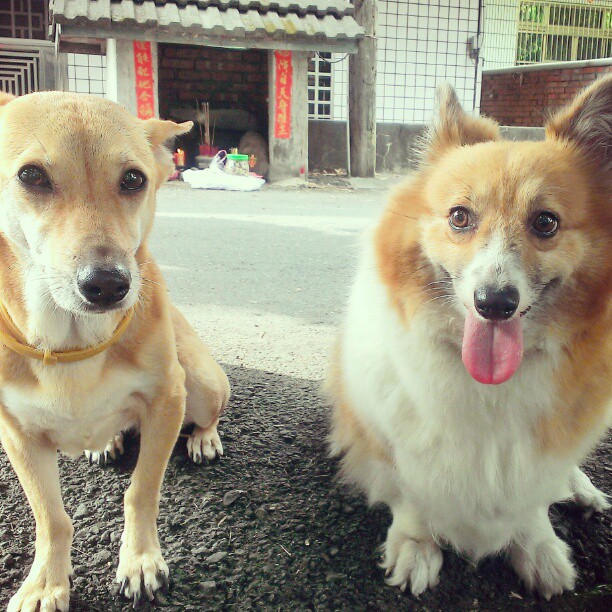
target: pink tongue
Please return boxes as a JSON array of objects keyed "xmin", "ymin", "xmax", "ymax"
[{"xmin": 462, "ymin": 311, "xmax": 524, "ymax": 385}]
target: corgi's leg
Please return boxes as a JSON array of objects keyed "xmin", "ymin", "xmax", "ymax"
[
  {"xmin": 0, "ymin": 410, "xmax": 73, "ymax": 612},
  {"xmin": 569, "ymin": 466, "xmax": 609, "ymax": 514},
  {"xmin": 173, "ymin": 305, "xmax": 230, "ymax": 464},
  {"xmin": 84, "ymin": 432, "xmax": 125, "ymax": 466},
  {"xmin": 509, "ymin": 507, "xmax": 576, "ymax": 600},
  {"xmin": 330, "ymin": 397, "xmax": 442, "ymax": 595},
  {"xmin": 382, "ymin": 500, "xmax": 443, "ymax": 596},
  {"xmin": 116, "ymin": 377, "xmax": 185, "ymax": 604}
]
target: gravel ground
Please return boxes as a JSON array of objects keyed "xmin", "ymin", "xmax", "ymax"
[
  {"xmin": 0, "ymin": 186, "xmax": 610, "ymax": 610},
  {"xmin": 0, "ymin": 364, "xmax": 610, "ymax": 611}
]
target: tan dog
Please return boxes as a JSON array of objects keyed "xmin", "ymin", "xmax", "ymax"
[{"xmin": 0, "ymin": 92, "xmax": 229, "ymax": 610}]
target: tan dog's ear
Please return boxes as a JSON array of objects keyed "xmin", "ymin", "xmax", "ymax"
[
  {"xmin": 420, "ymin": 84, "xmax": 499, "ymax": 165},
  {"xmin": 143, "ymin": 119, "xmax": 193, "ymax": 185},
  {"xmin": 144, "ymin": 119, "xmax": 193, "ymax": 147},
  {"xmin": 0, "ymin": 91, "xmax": 15, "ymax": 107},
  {"xmin": 546, "ymin": 75, "xmax": 612, "ymax": 176}
]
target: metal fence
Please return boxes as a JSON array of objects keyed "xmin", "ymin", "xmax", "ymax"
[
  {"xmin": 481, "ymin": 0, "xmax": 612, "ymax": 70},
  {"xmin": 309, "ymin": 0, "xmax": 482, "ymax": 124}
]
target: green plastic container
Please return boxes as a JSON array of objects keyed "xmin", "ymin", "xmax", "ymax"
[{"xmin": 226, "ymin": 154, "xmax": 250, "ymax": 176}]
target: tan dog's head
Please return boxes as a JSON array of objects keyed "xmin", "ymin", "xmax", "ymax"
[
  {"xmin": 0, "ymin": 92, "xmax": 191, "ymax": 314},
  {"xmin": 377, "ymin": 76, "xmax": 612, "ymax": 384}
]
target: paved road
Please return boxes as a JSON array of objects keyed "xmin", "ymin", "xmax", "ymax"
[{"xmin": 153, "ymin": 183, "xmax": 383, "ymax": 380}]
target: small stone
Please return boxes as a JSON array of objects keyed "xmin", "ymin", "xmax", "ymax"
[
  {"xmin": 200, "ymin": 580, "xmax": 216, "ymax": 591},
  {"xmin": 193, "ymin": 546, "xmax": 210, "ymax": 556},
  {"xmin": 206, "ymin": 551, "xmax": 228, "ymax": 564},
  {"xmin": 93, "ymin": 550, "xmax": 112, "ymax": 565},
  {"xmin": 73, "ymin": 503, "xmax": 90, "ymax": 519},
  {"xmin": 326, "ymin": 572, "xmax": 347, "ymax": 582},
  {"xmin": 255, "ymin": 506, "xmax": 267, "ymax": 519},
  {"xmin": 223, "ymin": 490, "xmax": 245, "ymax": 507},
  {"xmin": 330, "ymin": 547, "xmax": 339, "ymax": 557}
]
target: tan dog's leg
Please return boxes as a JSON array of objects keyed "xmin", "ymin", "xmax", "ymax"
[
  {"xmin": 173, "ymin": 306, "xmax": 230, "ymax": 464},
  {"xmin": 116, "ymin": 378, "xmax": 185, "ymax": 604},
  {"xmin": 0, "ymin": 410, "xmax": 73, "ymax": 612}
]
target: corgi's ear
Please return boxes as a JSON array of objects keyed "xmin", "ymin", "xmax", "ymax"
[
  {"xmin": 546, "ymin": 75, "xmax": 612, "ymax": 176},
  {"xmin": 143, "ymin": 119, "xmax": 193, "ymax": 185},
  {"xmin": 420, "ymin": 84, "xmax": 500, "ymax": 165}
]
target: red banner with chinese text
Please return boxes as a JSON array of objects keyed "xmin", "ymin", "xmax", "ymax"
[
  {"xmin": 274, "ymin": 50, "xmax": 292, "ymax": 139},
  {"xmin": 133, "ymin": 41, "xmax": 155, "ymax": 119}
]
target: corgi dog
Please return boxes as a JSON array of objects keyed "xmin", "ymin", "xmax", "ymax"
[
  {"xmin": 0, "ymin": 92, "xmax": 229, "ymax": 610},
  {"xmin": 328, "ymin": 76, "xmax": 611, "ymax": 599}
]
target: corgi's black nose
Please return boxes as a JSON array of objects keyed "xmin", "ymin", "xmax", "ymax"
[
  {"xmin": 474, "ymin": 286, "xmax": 519, "ymax": 320},
  {"xmin": 78, "ymin": 267, "xmax": 131, "ymax": 307}
]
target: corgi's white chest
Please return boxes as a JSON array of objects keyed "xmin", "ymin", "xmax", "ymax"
[
  {"xmin": 1, "ymin": 360, "xmax": 151, "ymax": 455},
  {"xmin": 342, "ymin": 248, "xmax": 575, "ymax": 556}
]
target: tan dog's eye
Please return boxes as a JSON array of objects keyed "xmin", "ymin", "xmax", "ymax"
[
  {"xmin": 532, "ymin": 211, "xmax": 559, "ymax": 237},
  {"xmin": 120, "ymin": 169, "xmax": 147, "ymax": 192},
  {"xmin": 18, "ymin": 165, "xmax": 51, "ymax": 189},
  {"xmin": 449, "ymin": 207, "xmax": 473, "ymax": 231}
]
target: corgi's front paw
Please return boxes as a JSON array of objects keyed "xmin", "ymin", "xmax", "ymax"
[
  {"xmin": 381, "ymin": 533, "xmax": 443, "ymax": 596},
  {"xmin": 570, "ymin": 467, "xmax": 609, "ymax": 515},
  {"xmin": 510, "ymin": 535, "xmax": 576, "ymax": 600},
  {"xmin": 8, "ymin": 561, "xmax": 72, "ymax": 612}
]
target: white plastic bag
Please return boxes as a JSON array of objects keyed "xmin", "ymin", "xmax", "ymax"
[{"xmin": 182, "ymin": 152, "xmax": 265, "ymax": 192}]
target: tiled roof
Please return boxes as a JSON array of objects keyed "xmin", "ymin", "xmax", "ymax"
[{"xmin": 51, "ymin": 0, "xmax": 364, "ymax": 52}]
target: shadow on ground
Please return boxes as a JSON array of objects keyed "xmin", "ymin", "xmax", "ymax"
[{"xmin": 0, "ymin": 364, "xmax": 610, "ymax": 611}]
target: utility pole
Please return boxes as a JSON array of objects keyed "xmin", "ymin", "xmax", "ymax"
[{"xmin": 349, "ymin": 0, "xmax": 377, "ymax": 177}]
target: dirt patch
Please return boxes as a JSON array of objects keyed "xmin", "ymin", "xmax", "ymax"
[{"xmin": 1, "ymin": 365, "xmax": 610, "ymax": 611}]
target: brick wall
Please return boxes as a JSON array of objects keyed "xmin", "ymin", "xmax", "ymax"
[
  {"xmin": 480, "ymin": 63, "xmax": 612, "ymax": 127},
  {"xmin": 158, "ymin": 44, "xmax": 268, "ymax": 129}
]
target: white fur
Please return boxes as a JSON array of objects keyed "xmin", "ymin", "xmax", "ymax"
[{"xmin": 337, "ymin": 236, "xmax": 606, "ymax": 596}]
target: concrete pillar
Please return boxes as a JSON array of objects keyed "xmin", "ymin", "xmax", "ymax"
[
  {"xmin": 105, "ymin": 38, "xmax": 159, "ymax": 118},
  {"xmin": 349, "ymin": 0, "xmax": 377, "ymax": 177},
  {"xmin": 267, "ymin": 50, "xmax": 308, "ymax": 183}
]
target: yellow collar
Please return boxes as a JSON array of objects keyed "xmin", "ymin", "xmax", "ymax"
[{"xmin": 0, "ymin": 302, "xmax": 134, "ymax": 365}]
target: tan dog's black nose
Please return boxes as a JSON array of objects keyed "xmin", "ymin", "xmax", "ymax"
[
  {"xmin": 77, "ymin": 267, "xmax": 131, "ymax": 307},
  {"xmin": 474, "ymin": 286, "xmax": 519, "ymax": 320}
]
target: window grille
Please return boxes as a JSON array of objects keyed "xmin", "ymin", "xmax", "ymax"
[
  {"xmin": 517, "ymin": 1, "xmax": 612, "ymax": 64},
  {"xmin": 308, "ymin": 52, "xmax": 333, "ymax": 119},
  {"xmin": 67, "ymin": 53, "xmax": 107, "ymax": 97},
  {"xmin": 0, "ymin": 0, "xmax": 48, "ymax": 41},
  {"xmin": 482, "ymin": 1, "xmax": 612, "ymax": 69}
]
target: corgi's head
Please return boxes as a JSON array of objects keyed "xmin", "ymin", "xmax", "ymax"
[
  {"xmin": 376, "ymin": 76, "xmax": 612, "ymax": 385},
  {"xmin": 0, "ymin": 92, "xmax": 191, "ymax": 314}
]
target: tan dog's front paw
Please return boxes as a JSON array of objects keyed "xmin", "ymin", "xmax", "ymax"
[
  {"xmin": 510, "ymin": 536, "xmax": 576, "ymax": 600},
  {"xmin": 8, "ymin": 565, "xmax": 71, "ymax": 612},
  {"xmin": 116, "ymin": 543, "xmax": 169, "ymax": 605},
  {"xmin": 84, "ymin": 433, "xmax": 125, "ymax": 466},
  {"xmin": 187, "ymin": 424, "xmax": 223, "ymax": 464},
  {"xmin": 381, "ymin": 534, "xmax": 443, "ymax": 596}
]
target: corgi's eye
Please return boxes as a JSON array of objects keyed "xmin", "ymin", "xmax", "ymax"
[
  {"xmin": 449, "ymin": 207, "xmax": 473, "ymax": 231},
  {"xmin": 18, "ymin": 165, "xmax": 51, "ymax": 189},
  {"xmin": 120, "ymin": 169, "xmax": 147, "ymax": 192},
  {"xmin": 532, "ymin": 211, "xmax": 559, "ymax": 237}
]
